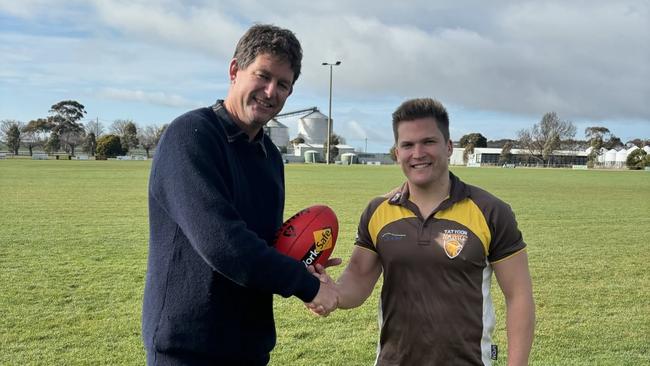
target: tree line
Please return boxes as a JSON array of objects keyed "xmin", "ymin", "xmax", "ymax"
[
  {"xmin": 457, "ymin": 112, "xmax": 650, "ymax": 169},
  {"xmin": 0, "ymin": 100, "xmax": 167, "ymax": 159}
]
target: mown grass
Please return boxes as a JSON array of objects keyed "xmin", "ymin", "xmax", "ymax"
[{"xmin": 0, "ymin": 161, "xmax": 648, "ymax": 365}]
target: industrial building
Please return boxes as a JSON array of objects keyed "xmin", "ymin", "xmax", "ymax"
[
  {"xmin": 450, "ymin": 145, "xmax": 649, "ymax": 168},
  {"xmin": 264, "ymin": 107, "xmax": 360, "ymax": 163}
]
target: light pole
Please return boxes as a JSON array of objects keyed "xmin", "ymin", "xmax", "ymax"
[{"xmin": 322, "ymin": 61, "xmax": 341, "ymax": 164}]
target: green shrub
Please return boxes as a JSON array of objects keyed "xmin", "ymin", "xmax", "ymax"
[
  {"xmin": 625, "ymin": 149, "xmax": 647, "ymax": 170},
  {"xmin": 96, "ymin": 134, "xmax": 124, "ymax": 158}
]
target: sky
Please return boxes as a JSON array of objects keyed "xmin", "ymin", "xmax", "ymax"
[{"xmin": 1, "ymin": 0, "xmax": 648, "ymax": 153}]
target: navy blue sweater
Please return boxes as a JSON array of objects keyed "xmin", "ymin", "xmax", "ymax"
[{"xmin": 142, "ymin": 102, "xmax": 319, "ymax": 360}]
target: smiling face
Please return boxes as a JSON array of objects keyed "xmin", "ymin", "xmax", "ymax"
[
  {"xmin": 395, "ymin": 117, "xmax": 453, "ymax": 189},
  {"xmin": 224, "ymin": 53, "xmax": 294, "ymax": 139}
]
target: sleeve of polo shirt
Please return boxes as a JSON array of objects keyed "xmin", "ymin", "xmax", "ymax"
[
  {"xmin": 487, "ymin": 201, "xmax": 526, "ymax": 263},
  {"xmin": 149, "ymin": 111, "xmax": 318, "ymax": 302},
  {"xmin": 354, "ymin": 199, "xmax": 379, "ymax": 253}
]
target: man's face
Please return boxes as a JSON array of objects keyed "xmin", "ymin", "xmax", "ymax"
[
  {"xmin": 227, "ymin": 53, "xmax": 294, "ymax": 136},
  {"xmin": 394, "ymin": 118, "xmax": 452, "ymax": 189}
]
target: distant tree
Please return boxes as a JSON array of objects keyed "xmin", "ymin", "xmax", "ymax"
[
  {"xmin": 85, "ymin": 119, "xmax": 105, "ymax": 137},
  {"xmin": 290, "ymin": 136, "xmax": 305, "ymax": 146},
  {"xmin": 110, "ymin": 119, "xmax": 132, "ymax": 136},
  {"xmin": 111, "ymin": 119, "xmax": 139, "ymax": 153},
  {"xmin": 626, "ymin": 149, "xmax": 648, "ymax": 170},
  {"xmin": 1, "ymin": 120, "xmax": 24, "ymax": 154},
  {"xmin": 82, "ymin": 132, "xmax": 97, "ymax": 156},
  {"xmin": 585, "ymin": 126, "xmax": 610, "ymax": 148},
  {"xmin": 325, "ymin": 133, "xmax": 344, "ymax": 162},
  {"xmin": 1, "ymin": 119, "xmax": 23, "ymax": 142},
  {"xmin": 22, "ymin": 118, "xmax": 52, "ymax": 156},
  {"xmin": 96, "ymin": 134, "xmax": 124, "ymax": 158},
  {"xmin": 498, "ymin": 141, "xmax": 514, "ymax": 165},
  {"xmin": 121, "ymin": 121, "xmax": 139, "ymax": 153},
  {"xmin": 562, "ymin": 138, "xmax": 589, "ymax": 151},
  {"xmin": 487, "ymin": 139, "xmax": 518, "ymax": 148},
  {"xmin": 584, "ymin": 126, "xmax": 622, "ymax": 156},
  {"xmin": 603, "ymin": 136, "xmax": 623, "ymax": 149},
  {"xmin": 459, "ymin": 133, "xmax": 487, "ymax": 148},
  {"xmin": 459, "ymin": 133, "xmax": 487, "ymax": 164},
  {"xmin": 60, "ymin": 129, "xmax": 86, "ymax": 156},
  {"xmin": 49, "ymin": 100, "xmax": 86, "ymax": 156},
  {"xmin": 138, "ymin": 124, "xmax": 167, "ymax": 158},
  {"xmin": 6, "ymin": 123, "xmax": 22, "ymax": 155},
  {"xmin": 44, "ymin": 132, "xmax": 61, "ymax": 153},
  {"xmin": 517, "ymin": 112, "xmax": 576, "ymax": 165}
]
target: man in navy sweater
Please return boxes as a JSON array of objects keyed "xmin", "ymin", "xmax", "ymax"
[{"xmin": 143, "ymin": 24, "xmax": 339, "ymax": 365}]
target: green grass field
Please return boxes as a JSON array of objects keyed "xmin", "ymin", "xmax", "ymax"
[{"xmin": 1, "ymin": 160, "xmax": 648, "ymax": 365}]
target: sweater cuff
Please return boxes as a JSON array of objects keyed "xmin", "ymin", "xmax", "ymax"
[{"xmin": 294, "ymin": 272, "xmax": 320, "ymax": 303}]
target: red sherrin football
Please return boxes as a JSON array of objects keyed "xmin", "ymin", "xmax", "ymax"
[{"xmin": 275, "ymin": 205, "xmax": 338, "ymax": 267}]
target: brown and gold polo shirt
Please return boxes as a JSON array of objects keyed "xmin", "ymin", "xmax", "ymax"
[{"xmin": 356, "ymin": 172, "xmax": 526, "ymax": 366}]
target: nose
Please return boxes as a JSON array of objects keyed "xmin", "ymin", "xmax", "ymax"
[
  {"xmin": 263, "ymin": 81, "xmax": 278, "ymax": 98},
  {"xmin": 413, "ymin": 143, "xmax": 425, "ymax": 158}
]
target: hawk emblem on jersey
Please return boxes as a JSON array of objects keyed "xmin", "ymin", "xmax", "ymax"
[{"xmin": 442, "ymin": 229, "xmax": 468, "ymax": 259}]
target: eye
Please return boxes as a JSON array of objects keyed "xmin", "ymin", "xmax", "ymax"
[{"xmin": 278, "ymin": 81, "xmax": 290, "ymax": 91}]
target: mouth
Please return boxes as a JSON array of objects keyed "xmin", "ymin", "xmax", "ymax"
[
  {"xmin": 410, "ymin": 162, "xmax": 432, "ymax": 169},
  {"xmin": 253, "ymin": 97, "xmax": 274, "ymax": 109}
]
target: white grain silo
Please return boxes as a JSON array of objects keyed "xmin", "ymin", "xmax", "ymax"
[
  {"xmin": 604, "ymin": 149, "xmax": 617, "ymax": 167},
  {"xmin": 298, "ymin": 110, "xmax": 330, "ymax": 144},
  {"xmin": 264, "ymin": 119, "xmax": 289, "ymax": 148},
  {"xmin": 615, "ymin": 147, "xmax": 634, "ymax": 168}
]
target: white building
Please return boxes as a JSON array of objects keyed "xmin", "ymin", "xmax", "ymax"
[
  {"xmin": 291, "ymin": 143, "xmax": 355, "ymax": 162},
  {"xmin": 297, "ymin": 110, "xmax": 330, "ymax": 144},
  {"xmin": 263, "ymin": 119, "xmax": 289, "ymax": 148},
  {"xmin": 450, "ymin": 147, "xmax": 589, "ymax": 167}
]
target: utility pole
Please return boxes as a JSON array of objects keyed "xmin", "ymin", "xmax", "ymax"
[{"xmin": 322, "ymin": 61, "xmax": 341, "ymax": 164}]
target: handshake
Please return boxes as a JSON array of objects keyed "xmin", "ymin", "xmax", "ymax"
[{"xmin": 304, "ymin": 259, "xmax": 342, "ymax": 317}]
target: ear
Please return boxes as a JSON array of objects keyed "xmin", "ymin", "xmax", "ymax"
[
  {"xmin": 446, "ymin": 139, "xmax": 453, "ymax": 158},
  {"xmin": 228, "ymin": 59, "xmax": 239, "ymax": 83}
]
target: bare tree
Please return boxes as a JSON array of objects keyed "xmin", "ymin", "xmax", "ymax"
[
  {"xmin": 498, "ymin": 141, "xmax": 514, "ymax": 165},
  {"xmin": 60, "ymin": 129, "xmax": 86, "ymax": 156},
  {"xmin": 111, "ymin": 119, "xmax": 139, "ymax": 153},
  {"xmin": 1, "ymin": 120, "xmax": 22, "ymax": 141},
  {"xmin": 2, "ymin": 120, "xmax": 24, "ymax": 155},
  {"xmin": 82, "ymin": 132, "xmax": 97, "ymax": 156},
  {"xmin": 22, "ymin": 118, "xmax": 53, "ymax": 155},
  {"xmin": 110, "ymin": 119, "xmax": 132, "ymax": 136},
  {"xmin": 138, "ymin": 124, "xmax": 167, "ymax": 158},
  {"xmin": 86, "ymin": 119, "xmax": 105, "ymax": 137},
  {"xmin": 517, "ymin": 112, "xmax": 576, "ymax": 166}
]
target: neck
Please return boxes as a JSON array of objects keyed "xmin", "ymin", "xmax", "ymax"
[
  {"xmin": 407, "ymin": 172, "xmax": 451, "ymax": 217},
  {"xmin": 222, "ymin": 97, "xmax": 260, "ymax": 142}
]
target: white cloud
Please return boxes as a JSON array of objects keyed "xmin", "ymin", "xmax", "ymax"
[
  {"xmin": 97, "ymin": 88, "xmax": 201, "ymax": 108},
  {"xmin": 1, "ymin": 0, "xmax": 648, "ymax": 146}
]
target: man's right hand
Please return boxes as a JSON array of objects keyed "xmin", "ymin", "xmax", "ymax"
[{"xmin": 305, "ymin": 280, "xmax": 339, "ymax": 317}]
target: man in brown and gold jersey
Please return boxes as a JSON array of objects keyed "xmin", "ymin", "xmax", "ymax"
[{"xmin": 313, "ymin": 98, "xmax": 535, "ymax": 365}]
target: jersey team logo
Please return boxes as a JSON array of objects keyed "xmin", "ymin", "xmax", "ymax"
[{"xmin": 442, "ymin": 229, "xmax": 468, "ymax": 259}]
